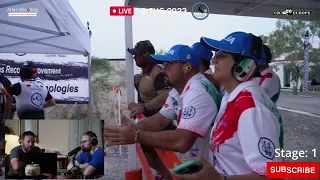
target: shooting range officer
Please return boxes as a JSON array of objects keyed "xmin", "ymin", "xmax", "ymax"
[{"xmin": 0, "ymin": 65, "xmax": 56, "ymax": 119}]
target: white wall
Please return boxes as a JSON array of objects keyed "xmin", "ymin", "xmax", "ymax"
[{"xmin": 270, "ymin": 61, "xmax": 312, "ymax": 90}]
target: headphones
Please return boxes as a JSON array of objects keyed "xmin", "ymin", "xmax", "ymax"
[
  {"xmin": 90, "ymin": 137, "xmax": 98, "ymax": 146},
  {"xmin": 141, "ymin": 40, "xmax": 154, "ymax": 61},
  {"xmin": 142, "ymin": 52, "xmax": 152, "ymax": 61},
  {"xmin": 86, "ymin": 131, "xmax": 98, "ymax": 146},
  {"xmin": 233, "ymin": 34, "xmax": 262, "ymax": 82},
  {"xmin": 32, "ymin": 68, "xmax": 37, "ymax": 74}
]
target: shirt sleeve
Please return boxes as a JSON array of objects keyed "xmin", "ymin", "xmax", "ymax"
[
  {"xmin": 45, "ymin": 91, "xmax": 53, "ymax": 101},
  {"xmin": 10, "ymin": 146, "xmax": 20, "ymax": 159},
  {"xmin": 0, "ymin": 76, "xmax": 12, "ymax": 87},
  {"xmin": 259, "ymin": 75, "xmax": 281, "ymax": 101},
  {"xmin": 76, "ymin": 153, "xmax": 85, "ymax": 164},
  {"xmin": 238, "ymin": 107, "xmax": 282, "ymax": 175},
  {"xmin": 159, "ymin": 94, "xmax": 176, "ymax": 120},
  {"xmin": 178, "ymin": 87, "xmax": 218, "ymax": 138},
  {"xmin": 4, "ymin": 83, "xmax": 21, "ymax": 96},
  {"xmin": 154, "ymin": 73, "xmax": 168, "ymax": 91},
  {"xmin": 89, "ymin": 148, "xmax": 104, "ymax": 169}
]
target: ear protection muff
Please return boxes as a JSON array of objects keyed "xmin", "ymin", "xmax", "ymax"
[
  {"xmin": 233, "ymin": 58, "xmax": 257, "ymax": 82},
  {"xmin": 142, "ymin": 52, "xmax": 152, "ymax": 61},
  {"xmin": 86, "ymin": 131, "xmax": 98, "ymax": 146},
  {"xmin": 233, "ymin": 34, "xmax": 262, "ymax": 82},
  {"xmin": 32, "ymin": 68, "xmax": 37, "ymax": 74},
  {"xmin": 90, "ymin": 137, "xmax": 98, "ymax": 146}
]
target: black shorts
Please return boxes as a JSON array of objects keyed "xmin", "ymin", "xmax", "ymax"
[{"xmin": 18, "ymin": 110, "xmax": 45, "ymax": 119}]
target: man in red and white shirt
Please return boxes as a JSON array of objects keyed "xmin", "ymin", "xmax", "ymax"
[
  {"xmin": 258, "ymin": 45, "xmax": 281, "ymax": 104},
  {"xmin": 173, "ymin": 32, "xmax": 283, "ymax": 180},
  {"xmin": 104, "ymin": 44, "xmax": 221, "ymax": 180}
]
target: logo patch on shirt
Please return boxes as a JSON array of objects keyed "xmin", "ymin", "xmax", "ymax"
[
  {"xmin": 31, "ymin": 93, "xmax": 43, "ymax": 107},
  {"xmin": 258, "ymin": 137, "xmax": 275, "ymax": 160},
  {"xmin": 182, "ymin": 106, "xmax": 196, "ymax": 119},
  {"xmin": 163, "ymin": 104, "xmax": 169, "ymax": 108},
  {"xmin": 145, "ymin": 75, "xmax": 151, "ymax": 79}
]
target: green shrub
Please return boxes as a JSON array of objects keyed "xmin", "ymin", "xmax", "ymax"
[{"xmin": 91, "ymin": 56, "xmax": 112, "ymax": 74}]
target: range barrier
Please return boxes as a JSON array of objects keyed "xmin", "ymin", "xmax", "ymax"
[
  {"xmin": 127, "ymin": 113, "xmax": 182, "ymax": 180},
  {"xmin": 105, "ymin": 85, "xmax": 182, "ymax": 180}
]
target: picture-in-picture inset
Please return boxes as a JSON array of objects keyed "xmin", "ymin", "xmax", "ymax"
[{"xmin": 4, "ymin": 119, "xmax": 104, "ymax": 179}]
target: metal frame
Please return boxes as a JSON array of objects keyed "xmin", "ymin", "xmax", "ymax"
[
  {"xmin": 124, "ymin": 0, "xmax": 137, "ymax": 171},
  {"xmin": 88, "ymin": 54, "xmax": 92, "ymax": 121},
  {"xmin": 0, "ymin": 0, "xmax": 36, "ymax": 8},
  {"xmin": 235, "ymin": 0, "xmax": 273, "ymax": 15},
  {"xmin": 0, "ymin": 0, "xmax": 92, "ymax": 116}
]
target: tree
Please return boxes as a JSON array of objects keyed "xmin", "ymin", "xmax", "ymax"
[
  {"xmin": 91, "ymin": 56, "xmax": 112, "ymax": 74},
  {"xmin": 156, "ymin": 49, "xmax": 167, "ymax": 55},
  {"xmin": 263, "ymin": 20, "xmax": 320, "ymax": 94}
]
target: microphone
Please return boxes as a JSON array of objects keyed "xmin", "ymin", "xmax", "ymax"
[{"xmin": 68, "ymin": 147, "xmax": 81, "ymax": 156}]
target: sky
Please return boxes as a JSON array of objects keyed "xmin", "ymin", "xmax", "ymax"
[{"xmin": 68, "ymin": 0, "xmax": 279, "ymax": 59}]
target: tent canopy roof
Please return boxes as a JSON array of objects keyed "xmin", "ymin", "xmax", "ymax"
[
  {"xmin": 0, "ymin": 0, "xmax": 91, "ymax": 56},
  {"xmin": 128, "ymin": 0, "xmax": 320, "ymax": 21}
]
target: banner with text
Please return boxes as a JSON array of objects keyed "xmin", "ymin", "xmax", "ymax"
[{"xmin": 0, "ymin": 53, "xmax": 89, "ymax": 104}]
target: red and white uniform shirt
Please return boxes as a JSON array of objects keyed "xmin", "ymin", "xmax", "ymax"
[
  {"xmin": 259, "ymin": 67, "xmax": 281, "ymax": 104},
  {"xmin": 160, "ymin": 73, "xmax": 220, "ymax": 161},
  {"xmin": 209, "ymin": 79, "xmax": 283, "ymax": 176}
]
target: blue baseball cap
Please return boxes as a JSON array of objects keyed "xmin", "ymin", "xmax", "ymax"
[
  {"xmin": 200, "ymin": 31, "xmax": 266, "ymax": 65},
  {"xmin": 151, "ymin": 45, "xmax": 201, "ymax": 68},
  {"xmin": 191, "ymin": 42, "xmax": 213, "ymax": 61}
]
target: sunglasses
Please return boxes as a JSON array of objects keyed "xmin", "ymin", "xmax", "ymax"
[
  {"xmin": 214, "ymin": 51, "xmax": 228, "ymax": 59},
  {"xmin": 163, "ymin": 61, "xmax": 186, "ymax": 68}
]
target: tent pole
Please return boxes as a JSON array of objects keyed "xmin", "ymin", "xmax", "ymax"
[
  {"xmin": 124, "ymin": 15, "xmax": 137, "ymax": 170},
  {"xmin": 124, "ymin": 10, "xmax": 142, "ymax": 180},
  {"xmin": 88, "ymin": 53, "xmax": 92, "ymax": 121}
]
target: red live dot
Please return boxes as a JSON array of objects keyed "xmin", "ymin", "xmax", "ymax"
[
  {"xmin": 267, "ymin": 162, "xmax": 319, "ymax": 179},
  {"xmin": 110, "ymin": 6, "xmax": 134, "ymax": 16}
]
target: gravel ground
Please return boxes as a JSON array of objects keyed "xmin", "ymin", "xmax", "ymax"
[{"xmin": 103, "ymin": 110, "xmax": 320, "ymax": 180}]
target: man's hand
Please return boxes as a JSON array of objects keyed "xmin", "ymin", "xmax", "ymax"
[
  {"xmin": 171, "ymin": 157, "xmax": 221, "ymax": 180},
  {"xmin": 130, "ymin": 104, "xmax": 145, "ymax": 118},
  {"xmin": 104, "ymin": 114, "xmax": 137, "ymax": 145},
  {"xmin": 127, "ymin": 102, "xmax": 140, "ymax": 111}
]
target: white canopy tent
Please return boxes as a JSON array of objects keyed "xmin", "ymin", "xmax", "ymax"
[
  {"xmin": 0, "ymin": 0, "xmax": 92, "ymax": 120},
  {"xmin": 0, "ymin": 0, "xmax": 90, "ymax": 55},
  {"xmin": 123, "ymin": 0, "xmax": 320, "ymax": 175}
]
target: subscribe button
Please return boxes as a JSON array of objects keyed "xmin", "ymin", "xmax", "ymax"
[{"xmin": 267, "ymin": 162, "xmax": 319, "ymax": 179}]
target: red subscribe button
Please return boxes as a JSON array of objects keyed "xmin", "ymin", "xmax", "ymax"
[{"xmin": 267, "ymin": 162, "xmax": 319, "ymax": 179}]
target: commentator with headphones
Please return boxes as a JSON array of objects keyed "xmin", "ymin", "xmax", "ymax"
[
  {"xmin": 170, "ymin": 32, "xmax": 284, "ymax": 179},
  {"xmin": 67, "ymin": 131, "xmax": 104, "ymax": 176}
]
